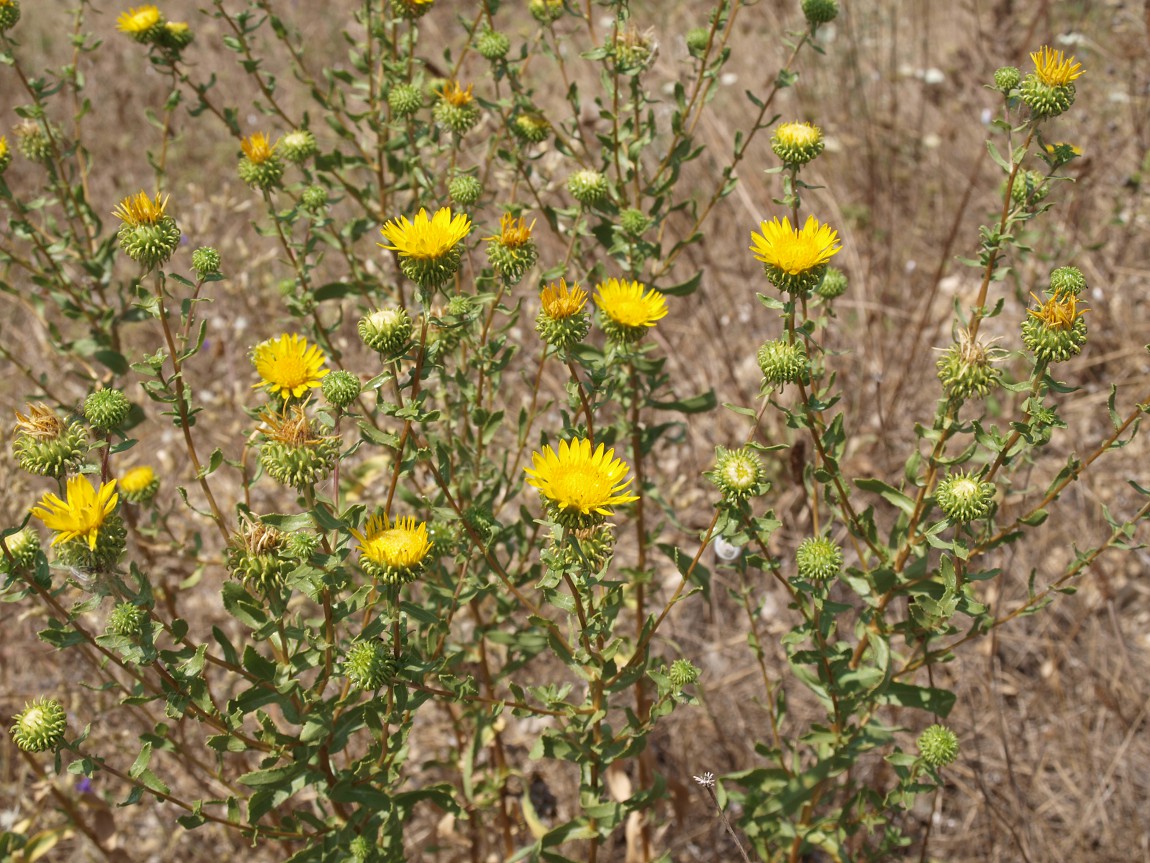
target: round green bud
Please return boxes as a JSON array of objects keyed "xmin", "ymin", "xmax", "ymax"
[
  {"xmin": 192, "ymin": 246, "xmax": 221, "ymax": 279},
  {"xmin": 117, "ymin": 216, "xmax": 182, "ymax": 270},
  {"xmin": 358, "ymin": 307, "xmax": 413, "ymax": 358},
  {"xmin": 14, "ymin": 119, "xmax": 52, "ymax": 162},
  {"xmin": 0, "ymin": 0, "xmax": 21, "ymax": 33},
  {"xmin": 349, "ymin": 835, "xmax": 372, "ymax": 863},
  {"xmin": 434, "ymin": 98, "xmax": 481, "ymax": 136},
  {"xmin": 229, "ymin": 550, "xmax": 292, "ymax": 595},
  {"xmin": 795, "ymin": 535, "xmax": 843, "ymax": 581},
  {"xmin": 285, "ymin": 531, "xmax": 320, "ymax": 563},
  {"xmin": 260, "ymin": 434, "xmax": 340, "ymax": 490},
  {"xmin": 344, "ymin": 641, "xmax": 394, "ymax": 691},
  {"xmin": 476, "ymin": 28, "xmax": 511, "ymax": 60},
  {"xmin": 278, "ymin": 129, "xmax": 317, "ymax": 164},
  {"xmin": 300, "ymin": 185, "xmax": 327, "ymax": 214},
  {"xmin": 388, "ymin": 83, "xmax": 424, "ymax": 117},
  {"xmin": 710, "ymin": 446, "xmax": 766, "ymax": 502},
  {"xmin": 107, "ymin": 601, "xmax": 147, "ymax": 639},
  {"xmin": 1048, "ymin": 265, "xmax": 1085, "ymax": 296},
  {"xmin": 816, "ymin": 266, "xmax": 848, "ymax": 299},
  {"xmin": 668, "ymin": 658, "xmax": 701, "ymax": 689},
  {"xmin": 567, "ymin": 169, "xmax": 610, "ymax": 206},
  {"xmin": 321, "ymin": 369, "xmax": 361, "ymax": 409},
  {"xmin": 757, "ymin": 338, "xmax": 809, "ymax": 386},
  {"xmin": 511, "ymin": 110, "xmax": 551, "ymax": 144},
  {"xmin": 936, "ymin": 332, "xmax": 1002, "ymax": 400},
  {"xmin": 917, "ymin": 723, "xmax": 959, "ymax": 767},
  {"xmin": 612, "ymin": 27, "xmax": 656, "ymax": 75},
  {"xmin": 529, "ymin": 0, "xmax": 564, "ymax": 25},
  {"xmin": 685, "ymin": 27, "xmax": 710, "ymax": 59},
  {"xmin": 619, "ymin": 208, "xmax": 649, "ymax": 236},
  {"xmin": 771, "ymin": 121, "xmax": 825, "ymax": 167},
  {"xmin": 10, "ymin": 697, "xmax": 66, "ymax": 753},
  {"xmin": 486, "ymin": 237, "xmax": 538, "ymax": 285},
  {"xmin": 935, "ymin": 471, "xmax": 995, "ymax": 523},
  {"xmin": 448, "ymin": 174, "xmax": 483, "ymax": 206},
  {"xmin": 993, "ymin": 65, "xmax": 1020, "ymax": 93},
  {"xmin": 0, "ymin": 528, "xmax": 40, "ymax": 577},
  {"xmin": 84, "ymin": 389, "xmax": 131, "ymax": 431},
  {"xmin": 802, "ymin": 0, "xmax": 839, "ymax": 26},
  {"xmin": 1019, "ymin": 75, "xmax": 1075, "ymax": 119}
]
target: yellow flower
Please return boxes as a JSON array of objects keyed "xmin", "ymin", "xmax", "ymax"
[
  {"xmin": 379, "ymin": 207, "xmax": 472, "ymax": 261},
  {"xmin": 117, "ymin": 4, "xmax": 161, "ymax": 35},
  {"xmin": 251, "ymin": 333, "xmax": 329, "ymax": 400},
  {"xmin": 0, "ymin": 135, "xmax": 8, "ymax": 159},
  {"xmin": 112, "ymin": 191, "xmax": 169, "ymax": 226},
  {"xmin": 750, "ymin": 215, "xmax": 841, "ymax": 276},
  {"xmin": 241, "ymin": 132, "xmax": 277, "ymax": 165},
  {"xmin": 540, "ymin": 280, "xmax": 588, "ymax": 319},
  {"xmin": 438, "ymin": 80, "xmax": 475, "ymax": 107},
  {"xmin": 594, "ymin": 278, "xmax": 668, "ymax": 331},
  {"xmin": 31, "ymin": 475, "xmax": 119, "ymax": 550},
  {"xmin": 484, "ymin": 212, "xmax": 535, "ymax": 249},
  {"xmin": 525, "ymin": 438, "xmax": 640, "ymax": 525},
  {"xmin": 120, "ymin": 465, "xmax": 155, "ymax": 495},
  {"xmin": 1030, "ymin": 46, "xmax": 1083, "ymax": 88},
  {"xmin": 775, "ymin": 121, "xmax": 821, "ymax": 148},
  {"xmin": 354, "ymin": 513, "xmax": 432, "ymax": 581},
  {"xmin": 1027, "ymin": 291, "xmax": 1087, "ymax": 330}
]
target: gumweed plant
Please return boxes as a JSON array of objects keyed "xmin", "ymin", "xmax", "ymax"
[{"xmin": 0, "ymin": 2, "xmax": 1137, "ymax": 862}]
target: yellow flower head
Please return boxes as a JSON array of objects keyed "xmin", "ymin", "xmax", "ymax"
[
  {"xmin": 594, "ymin": 278, "xmax": 668, "ymax": 329},
  {"xmin": 485, "ymin": 213, "xmax": 535, "ymax": 249},
  {"xmin": 525, "ymin": 438, "xmax": 640, "ymax": 523},
  {"xmin": 775, "ymin": 122, "xmax": 821, "ymax": 148},
  {"xmin": 540, "ymin": 279, "xmax": 588, "ymax": 320},
  {"xmin": 0, "ymin": 135, "xmax": 8, "ymax": 159},
  {"xmin": 31, "ymin": 475, "xmax": 119, "ymax": 550},
  {"xmin": 1028, "ymin": 291, "xmax": 1087, "ymax": 330},
  {"xmin": 354, "ymin": 513, "xmax": 433, "ymax": 573},
  {"xmin": 1030, "ymin": 46, "xmax": 1084, "ymax": 88},
  {"xmin": 750, "ymin": 215, "xmax": 841, "ymax": 275},
  {"xmin": 112, "ymin": 191, "xmax": 169, "ymax": 227},
  {"xmin": 379, "ymin": 207, "xmax": 472, "ymax": 261},
  {"xmin": 241, "ymin": 132, "xmax": 277, "ymax": 165},
  {"xmin": 120, "ymin": 465, "xmax": 156, "ymax": 495},
  {"xmin": 438, "ymin": 81, "xmax": 475, "ymax": 107},
  {"xmin": 117, "ymin": 4, "xmax": 161, "ymax": 35},
  {"xmin": 251, "ymin": 333, "xmax": 330, "ymax": 400}
]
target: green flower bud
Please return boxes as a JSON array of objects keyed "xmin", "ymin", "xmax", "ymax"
[
  {"xmin": 1021, "ymin": 292, "xmax": 1088, "ymax": 363},
  {"xmin": 757, "ymin": 338, "xmax": 809, "ymax": 387},
  {"xmin": 84, "ymin": 389, "xmax": 131, "ymax": 431},
  {"xmin": 118, "ymin": 218, "xmax": 182, "ymax": 270},
  {"xmin": 278, "ymin": 128, "xmax": 317, "ymax": 164},
  {"xmin": 993, "ymin": 65, "xmax": 1020, "ymax": 93},
  {"xmin": 1, "ymin": 528, "xmax": 40, "ymax": 577},
  {"xmin": 12, "ymin": 403, "xmax": 88, "ymax": 479},
  {"xmin": 300, "ymin": 185, "xmax": 327, "ymax": 214},
  {"xmin": 710, "ymin": 446, "xmax": 767, "ymax": 502},
  {"xmin": 936, "ymin": 329, "xmax": 1003, "ymax": 400},
  {"xmin": 816, "ymin": 265, "xmax": 848, "ymax": 299},
  {"xmin": 917, "ymin": 723, "xmax": 959, "ymax": 767},
  {"xmin": 771, "ymin": 121, "xmax": 825, "ymax": 167},
  {"xmin": 612, "ymin": 25, "xmax": 656, "ymax": 75},
  {"xmin": 619, "ymin": 207, "xmax": 649, "ymax": 236},
  {"xmin": 227, "ymin": 516, "xmax": 294, "ymax": 596},
  {"xmin": 0, "ymin": 0, "xmax": 21, "ymax": 33},
  {"xmin": 511, "ymin": 109, "xmax": 551, "ymax": 144},
  {"xmin": 10, "ymin": 697, "xmax": 66, "ymax": 753},
  {"xmin": 476, "ymin": 27, "xmax": 511, "ymax": 60},
  {"xmin": 120, "ymin": 465, "xmax": 160, "ymax": 505},
  {"xmin": 392, "ymin": 0, "xmax": 433, "ymax": 20},
  {"xmin": 448, "ymin": 174, "xmax": 483, "ymax": 206},
  {"xmin": 935, "ymin": 470, "xmax": 996, "ymax": 523},
  {"xmin": 191, "ymin": 246, "xmax": 221, "ymax": 279},
  {"xmin": 321, "ymin": 369, "xmax": 361, "ymax": 409},
  {"xmin": 13, "ymin": 119, "xmax": 51, "ymax": 162},
  {"xmin": 685, "ymin": 27, "xmax": 710, "ymax": 59},
  {"xmin": 358, "ymin": 307, "xmax": 413, "ymax": 358},
  {"xmin": 157, "ymin": 21, "xmax": 194, "ymax": 52},
  {"xmin": 567, "ymin": 169, "xmax": 610, "ymax": 206},
  {"xmin": 107, "ymin": 601, "xmax": 147, "ymax": 639},
  {"xmin": 344, "ymin": 640, "xmax": 395, "ymax": 691},
  {"xmin": 1048, "ymin": 265, "xmax": 1085, "ymax": 296},
  {"xmin": 795, "ymin": 535, "xmax": 843, "ymax": 581},
  {"xmin": 529, "ymin": 0, "xmax": 564, "ymax": 25},
  {"xmin": 259, "ymin": 408, "xmax": 341, "ymax": 490},
  {"xmin": 387, "ymin": 83, "xmax": 424, "ymax": 117},
  {"xmin": 668, "ymin": 658, "xmax": 701, "ymax": 689},
  {"xmin": 434, "ymin": 82, "xmax": 481, "ymax": 136},
  {"xmin": 801, "ymin": 0, "xmax": 838, "ymax": 26}
]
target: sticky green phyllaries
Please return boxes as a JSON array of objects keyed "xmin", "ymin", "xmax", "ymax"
[
  {"xmin": 935, "ymin": 471, "xmax": 996, "ymax": 523},
  {"xmin": 106, "ymin": 601, "xmax": 147, "ymax": 639},
  {"xmin": 685, "ymin": 27, "xmax": 710, "ymax": 59},
  {"xmin": 936, "ymin": 329, "xmax": 1003, "ymax": 400},
  {"xmin": 1048, "ymin": 265, "xmax": 1086, "ymax": 296},
  {"xmin": 0, "ymin": 528, "xmax": 40, "ymax": 577},
  {"xmin": 567, "ymin": 169, "xmax": 610, "ymax": 207},
  {"xmin": 668, "ymin": 658, "xmax": 701, "ymax": 689},
  {"xmin": 619, "ymin": 208, "xmax": 650, "ymax": 236},
  {"xmin": 993, "ymin": 65, "xmax": 1020, "ymax": 93},
  {"xmin": 448, "ymin": 174, "xmax": 483, "ymax": 206},
  {"xmin": 14, "ymin": 119, "xmax": 52, "ymax": 162},
  {"xmin": 258, "ymin": 406, "xmax": 340, "ymax": 490},
  {"xmin": 0, "ymin": 0, "xmax": 21, "ymax": 33},
  {"xmin": 84, "ymin": 388, "xmax": 131, "ymax": 431},
  {"xmin": 757, "ymin": 338, "xmax": 809, "ymax": 387},
  {"xmin": 771, "ymin": 121, "xmax": 825, "ymax": 167},
  {"xmin": 1009, "ymin": 169, "xmax": 1048, "ymax": 209},
  {"xmin": 387, "ymin": 83, "xmax": 423, "ymax": 117},
  {"xmin": 795, "ymin": 535, "xmax": 843, "ymax": 582},
  {"xmin": 801, "ymin": 0, "xmax": 838, "ymax": 27},
  {"xmin": 300, "ymin": 185, "xmax": 327, "ymax": 214},
  {"xmin": 511, "ymin": 109, "xmax": 551, "ymax": 145},
  {"xmin": 1019, "ymin": 45, "xmax": 1083, "ymax": 120},
  {"xmin": 321, "ymin": 370, "xmax": 361, "ymax": 410},
  {"xmin": 536, "ymin": 280, "xmax": 591, "ymax": 353},
  {"xmin": 191, "ymin": 246, "xmax": 221, "ymax": 279},
  {"xmin": 113, "ymin": 191, "xmax": 181, "ymax": 270},
  {"xmin": 227, "ymin": 515, "xmax": 297, "ymax": 596},
  {"xmin": 238, "ymin": 132, "xmax": 284, "ymax": 191},
  {"xmin": 433, "ymin": 81, "xmax": 481, "ymax": 135},
  {"xmin": 359, "ymin": 307, "xmax": 413, "ymax": 358},
  {"xmin": 1021, "ymin": 291, "xmax": 1088, "ymax": 364},
  {"xmin": 529, "ymin": 0, "xmax": 564, "ymax": 25},
  {"xmin": 10, "ymin": 697, "xmax": 66, "ymax": 753},
  {"xmin": 12, "ymin": 403, "xmax": 88, "ymax": 478},
  {"xmin": 917, "ymin": 724, "xmax": 960, "ymax": 767},
  {"xmin": 476, "ymin": 27, "xmax": 511, "ymax": 61},
  {"xmin": 484, "ymin": 213, "xmax": 538, "ymax": 284},
  {"xmin": 816, "ymin": 265, "xmax": 848, "ymax": 299},
  {"xmin": 344, "ymin": 641, "xmax": 395, "ymax": 691},
  {"xmin": 710, "ymin": 446, "xmax": 767, "ymax": 503},
  {"xmin": 278, "ymin": 128, "xmax": 317, "ymax": 164},
  {"xmin": 542, "ymin": 524, "xmax": 616, "ymax": 577}
]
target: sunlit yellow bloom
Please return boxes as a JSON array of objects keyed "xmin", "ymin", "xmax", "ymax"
[
  {"xmin": 594, "ymin": 278, "xmax": 668, "ymax": 330},
  {"xmin": 484, "ymin": 213, "xmax": 535, "ymax": 249},
  {"xmin": 120, "ymin": 465, "xmax": 155, "ymax": 495},
  {"xmin": 0, "ymin": 136, "xmax": 8, "ymax": 160},
  {"xmin": 541, "ymin": 280, "xmax": 588, "ymax": 319},
  {"xmin": 251, "ymin": 333, "xmax": 329, "ymax": 400},
  {"xmin": 438, "ymin": 80, "xmax": 475, "ymax": 107},
  {"xmin": 1030, "ymin": 46, "xmax": 1083, "ymax": 88},
  {"xmin": 379, "ymin": 207, "xmax": 472, "ymax": 261},
  {"xmin": 751, "ymin": 215, "xmax": 841, "ymax": 276},
  {"xmin": 1027, "ymin": 291, "xmax": 1087, "ymax": 330},
  {"xmin": 354, "ymin": 513, "xmax": 432, "ymax": 579},
  {"xmin": 525, "ymin": 438, "xmax": 639, "ymax": 525},
  {"xmin": 775, "ymin": 122, "xmax": 821, "ymax": 148},
  {"xmin": 31, "ymin": 475, "xmax": 119, "ymax": 550},
  {"xmin": 117, "ymin": 4, "xmax": 161, "ymax": 35},
  {"xmin": 112, "ymin": 191, "xmax": 169, "ymax": 226},
  {"xmin": 241, "ymin": 131, "xmax": 277, "ymax": 165}
]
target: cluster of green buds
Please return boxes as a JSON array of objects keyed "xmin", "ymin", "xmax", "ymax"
[
  {"xmin": 771, "ymin": 121, "xmax": 825, "ymax": 168},
  {"xmin": 1021, "ymin": 266, "xmax": 1088, "ymax": 364},
  {"xmin": 359, "ymin": 307, "xmax": 413, "ymax": 359},
  {"xmin": 0, "ymin": 0, "xmax": 21, "ymax": 33},
  {"xmin": 12, "ymin": 403, "xmax": 88, "ymax": 478},
  {"xmin": 795, "ymin": 535, "xmax": 844, "ymax": 582},
  {"xmin": 113, "ymin": 191, "xmax": 181, "ymax": 270},
  {"xmin": 9, "ymin": 697, "xmax": 66, "ymax": 753},
  {"xmin": 485, "ymin": 212, "xmax": 538, "ymax": 284},
  {"xmin": 238, "ymin": 132, "xmax": 284, "ymax": 191},
  {"xmin": 757, "ymin": 337, "xmax": 809, "ymax": 387},
  {"xmin": 433, "ymin": 81, "xmax": 481, "ymax": 136},
  {"xmin": 937, "ymin": 328, "xmax": 1003, "ymax": 400},
  {"xmin": 258, "ymin": 405, "xmax": 341, "ymax": 489},
  {"xmin": 709, "ymin": 446, "xmax": 768, "ymax": 503},
  {"xmin": 935, "ymin": 470, "xmax": 996, "ymax": 523},
  {"xmin": 344, "ymin": 640, "xmax": 396, "ymax": 691},
  {"xmin": 1008, "ymin": 169, "xmax": 1049, "ymax": 210},
  {"xmin": 536, "ymin": 280, "xmax": 591, "ymax": 353}
]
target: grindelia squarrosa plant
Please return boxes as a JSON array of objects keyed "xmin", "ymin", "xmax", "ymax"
[{"xmin": 0, "ymin": 1, "xmax": 1139, "ymax": 861}]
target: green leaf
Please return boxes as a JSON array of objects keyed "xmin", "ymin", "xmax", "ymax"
[
  {"xmin": 854, "ymin": 478, "xmax": 916, "ymax": 516},
  {"xmin": 880, "ymin": 682, "xmax": 956, "ymax": 717}
]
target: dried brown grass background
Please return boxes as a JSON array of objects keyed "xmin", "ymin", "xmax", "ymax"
[{"xmin": 2, "ymin": 1, "xmax": 1150, "ymax": 860}]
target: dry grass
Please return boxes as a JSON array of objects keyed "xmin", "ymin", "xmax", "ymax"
[{"xmin": 2, "ymin": 0, "xmax": 1149, "ymax": 860}]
